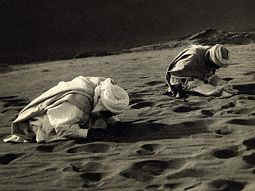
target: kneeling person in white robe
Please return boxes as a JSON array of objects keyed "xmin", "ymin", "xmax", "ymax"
[
  {"xmin": 165, "ymin": 44, "xmax": 236, "ymax": 98},
  {"xmin": 4, "ymin": 77, "xmax": 129, "ymax": 143}
]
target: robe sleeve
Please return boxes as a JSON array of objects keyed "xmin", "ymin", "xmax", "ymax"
[{"xmin": 169, "ymin": 53, "xmax": 202, "ymax": 78}]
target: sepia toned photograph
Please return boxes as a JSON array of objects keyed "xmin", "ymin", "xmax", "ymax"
[{"xmin": 0, "ymin": 1, "xmax": 255, "ymax": 190}]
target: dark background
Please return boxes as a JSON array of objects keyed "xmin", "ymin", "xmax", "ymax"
[{"xmin": 1, "ymin": 0, "xmax": 255, "ymax": 64}]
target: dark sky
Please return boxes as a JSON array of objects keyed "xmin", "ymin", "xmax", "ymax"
[{"xmin": 1, "ymin": 0, "xmax": 254, "ymax": 62}]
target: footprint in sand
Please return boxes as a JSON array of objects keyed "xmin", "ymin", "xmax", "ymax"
[
  {"xmin": 222, "ymin": 77, "xmax": 234, "ymax": 81},
  {"xmin": 67, "ymin": 143, "xmax": 112, "ymax": 153},
  {"xmin": 163, "ymin": 183, "xmax": 180, "ymax": 190},
  {"xmin": 172, "ymin": 104, "xmax": 200, "ymax": 113},
  {"xmin": 215, "ymin": 126, "xmax": 232, "ymax": 135},
  {"xmin": 0, "ymin": 153, "xmax": 24, "ymax": 165},
  {"xmin": 170, "ymin": 120, "xmax": 209, "ymax": 137},
  {"xmin": 80, "ymin": 172, "xmax": 105, "ymax": 187},
  {"xmin": 201, "ymin": 109, "xmax": 215, "ymax": 117},
  {"xmin": 136, "ymin": 144, "xmax": 162, "ymax": 155},
  {"xmin": 227, "ymin": 118, "xmax": 255, "ymax": 126},
  {"xmin": 243, "ymin": 137, "xmax": 255, "ymax": 150},
  {"xmin": 199, "ymin": 179, "xmax": 246, "ymax": 191},
  {"xmin": 145, "ymin": 184, "xmax": 161, "ymax": 191},
  {"xmin": 212, "ymin": 146, "xmax": 239, "ymax": 159},
  {"xmin": 242, "ymin": 152, "xmax": 255, "ymax": 166},
  {"xmin": 36, "ymin": 141, "xmax": 76, "ymax": 153},
  {"xmin": 120, "ymin": 159, "xmax": 185, "ymax": 182},
  {"xmin": 62, "ymin": 161, "xmax": 108, "ymax": 187},
  {"xmin": 61, "ymin": 169, "xmax": 105, "ymax": 188},
  {"xmin": 232, "ymin": 82, "xmax": 255, "ymax": 95}
]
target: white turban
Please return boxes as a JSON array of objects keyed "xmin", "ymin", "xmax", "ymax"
[
  {"xmin": 94, "ymin": 78, "xmax": 129, "ymax": 114},
  {"xmin": 209, "ymin": 44, "xmax": 229, "ymax": 67}
]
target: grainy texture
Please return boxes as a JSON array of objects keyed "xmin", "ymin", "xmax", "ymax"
[{"xmin": 1, "ymin": 42, "xmax": 255, "ymax": 190}]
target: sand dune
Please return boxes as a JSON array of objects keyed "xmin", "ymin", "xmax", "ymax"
[{"xmin": 1, "ymin": 40, "xmax": 255, "ymax": 190}]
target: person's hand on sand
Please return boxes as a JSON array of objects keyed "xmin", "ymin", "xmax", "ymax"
[
  {"xmin": 3, "ymin": 134, "xmax": 28, "ymax": 143},
  {"xmin": 219, "ymin": 90, "xmax": 234, "ymax": 98},
  {"xmin": 191, "ymin": 84, "xmax": 224, "ymax": 97},
  {"xmin": 222, "ymin": 84, "xmax": 239, "ymax": 95}
]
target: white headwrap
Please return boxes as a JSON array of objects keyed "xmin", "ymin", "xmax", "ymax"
[
  {"xmin": 93, "ymin": 78, "xmax": 129, "ymax": 114},
  {"xmin": 209, "ymin": 44, "xmax": 229, "ymax": 67}
]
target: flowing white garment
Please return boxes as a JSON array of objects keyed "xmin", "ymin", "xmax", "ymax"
[{"xmin": 4, "ymin": 76, "xmax": 107, "ymax": 143}]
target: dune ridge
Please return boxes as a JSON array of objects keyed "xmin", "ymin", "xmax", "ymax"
[
  {"xmin": 1, "ymin": 36, "xmax": 255, "ymax": 190},
  {"xmin": 1, "ymin": 0, "xmax": 255, "ymax": 64}
]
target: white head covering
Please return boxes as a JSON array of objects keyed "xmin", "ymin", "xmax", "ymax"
[
  {"xmin": 93, "ymin": 78, "xmax": 129, "ymax": 114},
  {"xmin": 209, "ymin": 44, "xmax": 229, "ymax": 67}
]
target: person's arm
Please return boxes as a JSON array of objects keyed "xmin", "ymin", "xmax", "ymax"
[
  {"xmin": 47, "ymin": 101, "xmax": 90, "ymax": 139},
  {"xmin": 56, "ymin": 124, "xmax": 88, "ymax": 139},
  {"xmin": 191, "ymin": 84, "xmax": 224, "ymax": 96}
]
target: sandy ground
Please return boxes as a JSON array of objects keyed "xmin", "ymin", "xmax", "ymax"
[{"xmin": 1, "ymin": 43, "xmax": 255, "ymax": 191}]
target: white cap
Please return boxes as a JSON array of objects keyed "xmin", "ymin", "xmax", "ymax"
[
  {"xmin": 209, "ymin": 44, "xmax": 229, "ymax": 67},
  {"xmin": 99, "ymin": 78, "xmax": 129, "ymax": 114}
]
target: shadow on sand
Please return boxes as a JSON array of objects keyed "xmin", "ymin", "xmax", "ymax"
[{"xmin": 84, "ymin": 119, "xmax": 209, "ymax": 143}]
